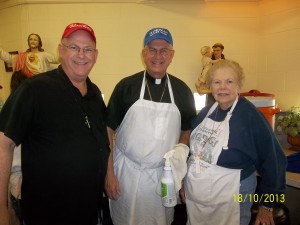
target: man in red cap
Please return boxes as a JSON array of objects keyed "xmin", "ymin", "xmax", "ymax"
[{"xmin": 0, "ymin": 22, "xmax": 109, "ymax": 225}]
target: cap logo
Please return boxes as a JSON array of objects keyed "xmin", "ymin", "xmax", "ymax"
[
  {"xmin": 68, "ymin": 23, "xmax": 92, "ymax": 32},
  {"xmin": 62, "ymin": 22, "xmax": 96, "ymax": 44},
  {"xmin": 149, "ymin": 28, "xmax": 168, "ymax": 37}
]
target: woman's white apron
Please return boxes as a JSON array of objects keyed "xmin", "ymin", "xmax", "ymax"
[
  {"xmin": 185, "ymin": 98, "xmax": 241, "ymax": 225},
  {"xmin": 110, "ymin": 71, "xmax": 181, "ymax": 225}
]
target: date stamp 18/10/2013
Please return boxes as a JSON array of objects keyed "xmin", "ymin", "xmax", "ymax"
[{"xmin": 233, "ymin": 194, "xmax": 285, "ymax": 203}]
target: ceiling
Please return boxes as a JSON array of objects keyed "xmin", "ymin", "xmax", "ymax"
[
  {"xmin": 0, "ymin": 0, "xmax": 260, "ymax": 8},
  {"xmin": 0, "ymin": 0, "xmax": 259, "ymax": 2}
]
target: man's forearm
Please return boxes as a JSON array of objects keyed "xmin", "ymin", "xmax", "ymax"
[
  {"xmin": 0, "ymin": 133, "xmax": 15, "ymax": 208},
  {"xmin": 178, "ymin": 130, "xmax": 191, "ymax": 146}
]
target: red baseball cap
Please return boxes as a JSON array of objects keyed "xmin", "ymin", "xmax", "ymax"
[{"xmin": 61, "ymin": 22, "xmax": 96, "ymax": 44}]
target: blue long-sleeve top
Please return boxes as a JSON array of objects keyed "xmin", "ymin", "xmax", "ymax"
[{"xmin": 191, "ymin": 96, "xmax": 286, "ymax": 207}]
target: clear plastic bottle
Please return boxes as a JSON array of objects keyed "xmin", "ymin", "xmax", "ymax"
[{"xmin": 161, "ymin": 161, "xmax": 177, "ymax": 207}]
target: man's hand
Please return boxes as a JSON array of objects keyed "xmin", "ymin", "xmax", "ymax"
[
  {"xmin": 105, "ymin": 169, "xmax": 121, "ymax": 200},
  {"xmin": 105, "ymin": 127, "xmax": 121, "ymax": 200},
  {"xmin": 104, "ymin": 149, "xmax": 121, "ymax": 200},
  {"xmin": 179, "ymin": 186, "xmax": 186, "ymax": 204},
  {"xmin": 254, "ymin": 206, "xmax": 275, "ymax": 225},
  {"xmin": 0, "ymin": 205, "xmax": 9, "ymax": 225}
]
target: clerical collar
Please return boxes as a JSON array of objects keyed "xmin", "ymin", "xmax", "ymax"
[{"xmin": 146, "ymin": 72, "xmax": 167, "ymax": 85}]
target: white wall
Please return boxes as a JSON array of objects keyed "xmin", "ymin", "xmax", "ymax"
[
  {"xmin": 0, "ymin": 0, "xmax": 299, "ymax": 110},
  {"xmin": 258, "ymin": 0, "xmax": 300, "ymax": 110}
]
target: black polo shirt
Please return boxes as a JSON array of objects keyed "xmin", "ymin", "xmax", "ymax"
[
  {"xmin": 0, "ymin": 66, "xmax": 109, "ymax": 225},
  {"xmin": 106, "ymin": 71, "xmax": 196, "ymax": 131}
]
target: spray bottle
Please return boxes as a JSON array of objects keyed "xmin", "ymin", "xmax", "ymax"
[{"xmin": 161, "ymin": 157, "xmax": 177, "ymax": 207}]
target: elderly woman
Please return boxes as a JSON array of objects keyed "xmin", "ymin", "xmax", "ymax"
[{"xmin": 181, "ymin": 60, "xmax": 286, "ymax": 225}]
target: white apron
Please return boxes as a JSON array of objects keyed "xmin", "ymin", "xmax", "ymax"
[
  {"xmin": 110, "ymin": 71, "xmax": 181, "ymax": 225},
  {"xmin": 185, "ymin": 98, "xmax": 241, "ymax": 225}
]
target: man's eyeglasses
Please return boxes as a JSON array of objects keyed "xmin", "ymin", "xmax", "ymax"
[
  {"xmin": 145, "ymin": 47, "xmax": 173, "ymax": 57},
  {"xmin": 61, "ymin": 43, "xmax": 96, "ymax": 55}
]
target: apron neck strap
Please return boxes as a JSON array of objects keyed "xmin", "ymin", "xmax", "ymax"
[
  {"xmin": 207, "ymin": 102, "xmax": 218, "ymax": 117},
  {"xmin": 228, "ymin": 96, "xmax": 239, "ymax": 114},
  {"xmin": 140, "ymin": 71, "xmax": 147, "ymax": 99}
]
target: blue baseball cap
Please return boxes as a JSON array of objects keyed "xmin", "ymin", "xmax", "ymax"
[{"xmin": 144, "ymin": 28, "xmax": 173, "ymax": 46}]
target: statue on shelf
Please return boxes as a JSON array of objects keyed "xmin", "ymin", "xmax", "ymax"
[
  {"xmin": 195, "ymin": 46, "xmax": 221, "ymax": 95},
  {"xmin": 0, "ymin": 33, "xmax": 59, "ymax": 77}
]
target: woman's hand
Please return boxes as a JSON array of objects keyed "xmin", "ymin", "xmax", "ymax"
[{"xmin": 254, "ymin": 206, "xmax": 275, "ymax": 225}]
